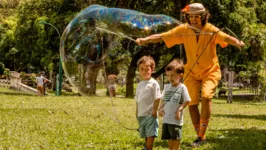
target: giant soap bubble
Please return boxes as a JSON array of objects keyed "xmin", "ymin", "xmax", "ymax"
[{"xmin": 60, "ymin": 5, "xmax": 183, "ymax": 129}]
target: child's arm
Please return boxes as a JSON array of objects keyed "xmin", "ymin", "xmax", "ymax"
[
  {"xmin": 151, "ymin": 98, "xmax": 160, "ymax": 117},
  {"xmin": 134, "ymin": 86, "xmax": 139, "ymax": 118},
  {"xmin": 136, "ymin": 102, "xmax": 138, "ymax": 118},
  {"xmin": 175, "ymin": 101, "xmax": 189, "ymax": 120},
  {"xmin": 158, "ymin": 99, "xmax": 165, "ymax": 117},
  {"xmin": 43, "ymin": 76, "xmax": 52, "ymax": 83}
]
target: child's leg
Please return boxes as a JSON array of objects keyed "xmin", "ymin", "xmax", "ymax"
[
  {"xmin": 168, "ymin": 140, "xmax": 173, "ymax": 150},
  {"xmin": 40, "ymin": 86, "xmax": 44, "ymax": 96},
  {"xmin": 37, "ymin": 86, "xmax": 42, "ymax": 96},
  {"xmin": 168, "ymin": 140, "xmax": 180, "ymax": 150},
  {"xmin": 172, "ymin": 139, "xmax": 180, "ymax": 150},
  {"xmin": 146, "ymin": 136, "xmax": 155, "ymax": 150},
  {"xmin": 145, "ymin": 117, "xmax": 158, "ymax": 150}
]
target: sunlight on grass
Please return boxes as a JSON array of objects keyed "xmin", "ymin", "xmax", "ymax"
[{"xmin": 0, "ymin": 87, "xmax": 265, "ymax": 149}]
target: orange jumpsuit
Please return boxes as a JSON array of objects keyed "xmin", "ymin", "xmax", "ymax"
[{"xmin": 161, "ymin": 23, "xmax": 229, "ymax": 105}]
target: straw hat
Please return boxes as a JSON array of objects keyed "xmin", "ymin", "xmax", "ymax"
[{"xmin": 186, "ymin": 3, "xmax": 206, "ymax": 15}]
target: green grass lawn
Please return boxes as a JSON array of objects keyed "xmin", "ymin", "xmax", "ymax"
[{"xmin": 0, "ymin": 87, "xmax": 265, "ymax": 149}]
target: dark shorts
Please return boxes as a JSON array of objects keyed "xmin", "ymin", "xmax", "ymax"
[{"xmin": 161, "ymin": 123, "xmax": 182, "ymax": 140}]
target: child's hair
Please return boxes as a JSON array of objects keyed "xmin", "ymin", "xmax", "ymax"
[
  {"xmin": 137, "ymin": 56, "xmax": 155, "ymax": 71},
  {"xmin": 165, "ymin": 59, "xmax": 184, "ymax": 74}
]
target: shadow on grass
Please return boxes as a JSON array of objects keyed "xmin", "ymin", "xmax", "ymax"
[
  {"xmin": 181, "ymin": 129, "xmax": 266, "ymax": 150},
  {"xmin": 218, "ymin": 95, "xmax": 254, "ymax": 101},
  {"xmin": 0, "ymin": 91, "xmax": 82, "ymax": 97},
  {"xmin": 215, "ymin": 95, "xmax": 266, "ymax": 104},
  {"xmin": 208, "ymin": 128, "xmax": 266, "ymax": 150},
  {"xmin": 213, "ymin": 114, "xmax": 266, "ymax": 121},
  {"xmin": 133, "ymin": 141, "xmax": 146, "ymax": 149},
  {"xmin": 133, "ymin": 139, "xmax": 168, "ymax": 149},
  {"xmin": 0, "ymin": 108, "xmax": 71, "ymax": 115},
  {"xmin": 0, "ymin": 91, "xmax": 35, "ymax": 96},
  {"xmin": 154, "ymin": 140, "xmax": 168, "ymax": 149}
]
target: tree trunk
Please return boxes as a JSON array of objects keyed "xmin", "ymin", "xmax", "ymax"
[
  {"xmin": 116, "ymin": 0, "xmax": 126, "ymax": 8},
  {"xmin": 227, "ymin": 70, "xmax": 234, "ymax": 103},
  {"xmin": 84, "ymin": 64, "xmax": 101, "ymax": 95},
  {"xmin": 49, "ymin": 70, "xmax": 53, "ymax": 90},
  {"xmin": 53, "ymin": 74, "xmax": 56, "ymax": 91},
  {"xmin": 126, "ymin": 61, "xmax": 137, "ymax": 98}
]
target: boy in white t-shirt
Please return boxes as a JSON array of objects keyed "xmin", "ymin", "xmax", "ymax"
[
  {"xmin": 159, "ymin": 59, "xmax": 191, "ymax": 150},
  {"xmin": 135, "ymin": 56, "xmax": 161, "ymax": 150}
]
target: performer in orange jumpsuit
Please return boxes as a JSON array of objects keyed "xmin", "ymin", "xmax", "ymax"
[{"xmin": 136, "ymin": 3, "xmax": 244, "ymax": 147}]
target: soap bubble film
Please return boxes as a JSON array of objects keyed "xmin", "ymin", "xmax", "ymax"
[{"xmin": 60, "ymin": 5, "xmax": 183, "ymax": 129}]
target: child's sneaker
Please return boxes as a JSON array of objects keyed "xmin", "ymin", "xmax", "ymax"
[
  {"xmin": 141, "ymin": 147, "xmax": 147, "ymax": 150},
  {"xmin": 191, "ymin": 137, "xmax": 206, "ymax": 147},
  {"xmin": 141, "ymin": 146, "xmax": 147, "ymax": 150}
]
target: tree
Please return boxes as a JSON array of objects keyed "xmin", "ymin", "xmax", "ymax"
[
  {"xmin": 0, "ymin": 16, "xmax": 18, "ymax": 70},
  {"xmin": 241, "ymin": 23, "xmax": 266, "ymax": 100},
  {"xmin": 1, "ymin": 0, "xmax": 265, "ymax": 99}
]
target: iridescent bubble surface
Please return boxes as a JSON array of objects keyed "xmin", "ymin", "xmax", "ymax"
[{"xmin": 60, "ymin": 5, "xmax": 183, "ymax": 129}]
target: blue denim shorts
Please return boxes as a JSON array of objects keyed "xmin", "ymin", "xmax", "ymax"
[{"xmin": 137, "ymin": 116, "xmax": 159, "ymax": 138}]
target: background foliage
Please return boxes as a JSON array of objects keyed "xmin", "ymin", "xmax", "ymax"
[{"xmin": 0, "ymin": 0, "xmax": 265, "ymax": 98}]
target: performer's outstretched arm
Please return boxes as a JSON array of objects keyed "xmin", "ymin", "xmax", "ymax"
[
  {"xmin": 136, "ymin": 34, "xmax": 162, "ymax": 46},
  {"xmin": 225, "ymin": 36, "xmax": 245, "ymax": 49}
]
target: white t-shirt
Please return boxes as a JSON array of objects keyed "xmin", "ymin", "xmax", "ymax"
[
  {"xmin": 162, "ymin": 83, "xmax": 191, "ymax": 126},
  {"xmin": 36, "ymin": 76, "xmax": 44, "ymax": 86},
  {"xmin": 135, "ymin": 78, "xmax": 161, "ymax": 117}
]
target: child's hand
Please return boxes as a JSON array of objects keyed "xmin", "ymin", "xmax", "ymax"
[
  {"xmin": 158, "ymin": 109, "xmax": 164, "ymax": 117},
  {"xmin": 175, "ymin": 109, "xmax": 182, "ymax": 120},
  {"xmin": 151, "ymin": 110, "xmax": 158, "ymax": 118}
]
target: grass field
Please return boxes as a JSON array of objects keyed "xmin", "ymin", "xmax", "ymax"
[{"xmin": 0, "ymin": 87, "xmax": 265, "ymax": 149}]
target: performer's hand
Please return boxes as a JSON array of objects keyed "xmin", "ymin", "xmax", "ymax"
[
  {"xmin": 236, "ymin": 40, "xmax": 245, "ymax": 49},
  {"xmin": 226, "ymin": 36, "xmax": 245, "ymax": 50},
  {"xmin": 135, "ymin": 38, "xmax": 146, "ymax": 46}
]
